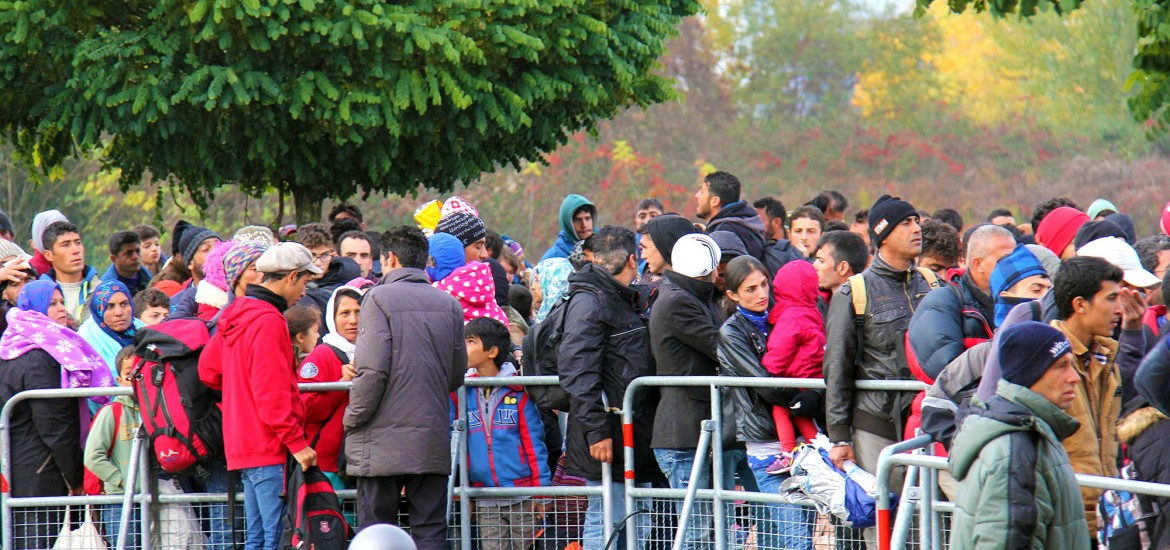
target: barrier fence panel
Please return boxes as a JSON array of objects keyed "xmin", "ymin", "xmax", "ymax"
[{"xmin": 41, "ymin": 376, "xmax": 1170, "ymax": 550}]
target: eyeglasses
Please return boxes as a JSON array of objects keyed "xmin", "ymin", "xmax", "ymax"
[{"xmin": 313, "ymin": 251, "xmax": 335, "ymax": 262}]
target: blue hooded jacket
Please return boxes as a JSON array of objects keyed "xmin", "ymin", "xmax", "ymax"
[{"xmin": 450, "ymin": 362, "xmax": 550, "ymax": 489}]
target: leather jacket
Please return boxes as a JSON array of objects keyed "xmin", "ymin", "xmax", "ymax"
[
  {"xmin": 717, "ymin": 313, "xmax": 792, "ymax": 443},
  {"xmin": 824, "ymin": 253, "xmax": 935, "ymax": 442}
]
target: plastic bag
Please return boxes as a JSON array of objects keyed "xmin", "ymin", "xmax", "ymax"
[
  {"xmin": 53, "ymin": 506, "xmax": 107, "ymax": 550},
  {"xmin": 829, "ymin": 461, "xmax": 895, "ymax": 528},
  {"xmin": 154, "ymin": 478, "xmax": 208, "ymax": 549}
]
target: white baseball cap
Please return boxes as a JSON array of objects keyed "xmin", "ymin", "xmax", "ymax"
[
  {"xmin": 1076, "ymin": 236, "xmax": 1161, "ymax": 289},
  {"xmin": 671, "ymin": 234, "xmax": 722, "ymax": 278}
]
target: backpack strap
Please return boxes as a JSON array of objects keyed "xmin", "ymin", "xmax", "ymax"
[
  {"xmin": 915, "ymin": 266, "xmax": 944, "ymax": 290},
  {"xmin": 848, "ymin": 273, "xmax": 868, "ymax": 364},
  {"xmin": 325, "ymin": 344, "xmax": 350, "ymax": 366}
]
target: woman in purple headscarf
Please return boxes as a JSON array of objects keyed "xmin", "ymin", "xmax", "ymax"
[{"xmin": 0, "ymin": 280, "xmax": 115, "ymax": 549}]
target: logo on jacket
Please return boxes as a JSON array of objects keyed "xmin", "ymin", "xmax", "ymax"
[
  {"xmin": 158, "ymin": 449, "xmax": 179, "ymax": 460},
  {"xmin": 300, "ymin": 363, "xmax": 319, "ymax": 379},
  {"xmin": 319, "ymin": 521, "xmax": 331, "ymax": 534}
]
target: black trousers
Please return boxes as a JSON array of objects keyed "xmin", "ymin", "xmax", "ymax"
[{"xmin": 356, "ymin": 474, "xmax": 449, "ymax": 550}]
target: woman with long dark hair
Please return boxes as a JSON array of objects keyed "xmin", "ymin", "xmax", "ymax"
[{"xmin": 717, "ymin": 256, "xmax": 816, "ymax": 550}]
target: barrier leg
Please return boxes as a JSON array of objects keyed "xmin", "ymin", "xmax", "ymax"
[
  {"xmin": 875, "ymin": 435, "xmax": 932, "ymax": 550},
  {"xmin": 710, "ymin": 387, "xmax": 726, "ymax": 550},
  {"xmin": 890, "ymin": 464, "xmax": 919, "ymax": 550},
  {"xmin": 673, "ymin": 420, "xmax": 713, "ymax": 550},
  {"xmin": 622, "ymin": 410, "xmax": 637, "ymax": 550},
  {"xmin": 457, "ymin": 386, "xmax": 472, "ymax": 550},
  {"xmin": 447, "ymin": 420, "xmax": 464, "ymax": 522},
  {"xmin": 138, "ymin": 428, "xmax": 153, "ymax": 550},
  {"xmin": 116, "ymin": 428, "xmax": 143, "ymax": 550}
]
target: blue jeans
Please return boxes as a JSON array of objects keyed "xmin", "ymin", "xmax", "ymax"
[
  {"xmin": 204, "ymin": 461, "xmax": 242, "ymax": 550},
  {"xmin": 103, "ymin": 503, "xmax": 140, "ymax": 548},
  {"xmin": 241, "ymin": 465, "xmax": 285, "ymax": 550},
  {"xmin": 747, "ymin": 454, "xmax": 815, "ymax": 550},
  {"xmin": 653, "ymin": 448, "xmax": 743, "ymax": 550},
  {"xmin": 583, "ymin": 479, "xmax": 650, "ymax": 550}
]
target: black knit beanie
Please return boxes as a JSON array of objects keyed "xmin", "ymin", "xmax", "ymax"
[
  {"xmin": 646, "ymin": 215, "xmax": 697, "ymax": 266},
  {"xmin": 868, "ymin": 195, "xmax": 918, "ymax": 247}
]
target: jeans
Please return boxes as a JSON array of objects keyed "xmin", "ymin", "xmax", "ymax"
[
  {"xmin": 653, "ymin": 448, "xmax": 743, "ymax": 550},
  {"xmin": 582, "ymin": 479, "xmax": 650, "ymax": 550},
  {"xmin": 102, "ymin": 503, "xmax": 141, "ymax": 548},
  {"xmin": 203, "ymin": 461, "xmax": 242, "ymax": 550},
  {"xmin": 747, "ymin": 454, "xmax": 815, "ymax": 550},
  {"xmin": 241, "ymin": 464, "xmax": 285, "ymax": 550}
]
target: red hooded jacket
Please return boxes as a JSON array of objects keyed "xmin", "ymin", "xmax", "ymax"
[
  {"xmin": 297, "ymin": 344, "xmax": 348, "ymax": 473},
  {"xmin": 198, "ymin": 292, "xmax": 308, "ymax": 470},
  {"xmin": 763, "ymin": 261, "xmax": 825, "ymax": 379}
]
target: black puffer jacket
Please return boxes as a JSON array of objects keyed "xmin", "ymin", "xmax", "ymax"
[
  {"xmin": 718, "ymin": 313, "xmax": 789, "ymax": 443},
  {"xmin": 707, "ymin": 201, "xmax": 767, "ymax": 260},
  {"xmin": 650, "ymin": 271, "xmax": 725, "ymax": 449},
  {"xmin": 558, "ymin": 264, "xmax": 656, "ymax": 481},
  {"xmin": 0, "ymin": 349, "xmax": 83, "ymax": 497},
  {"xmin": 824, "ymin": 254, "xmax": 936, "ymax": 442},
  {"xmin": 1117, "ymin": 402, "xmax": 1170, "ymax": 549}
]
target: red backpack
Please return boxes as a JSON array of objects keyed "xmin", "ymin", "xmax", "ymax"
[
  {"xmin": 283, "ymin": 463, "xmax": 349, "ymax": 549},
  {"xmin": 131, "ymin": 319, "xmax": 221, "ymax": 474},
  {"xmin": 83, "ymin": 401, "xmax": 124, "ymax": 495}
]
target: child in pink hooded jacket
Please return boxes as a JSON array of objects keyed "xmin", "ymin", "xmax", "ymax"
[
  {"xmin": 761, "ymin": 260, "xmax": 825, "ymax": 472},
  {"xmin": 428, "ymin": 232, "xmax": 508, "ymax": 325}
]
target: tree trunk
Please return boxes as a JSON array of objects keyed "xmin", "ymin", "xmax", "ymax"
[{"xmin": 292, "ymin": 185, "xmax": 323, "ymax": 226}]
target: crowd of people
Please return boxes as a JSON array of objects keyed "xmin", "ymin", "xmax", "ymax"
[{"xmin": 3, "ymin": 176, "xmax": 1170, "ymax": 550}]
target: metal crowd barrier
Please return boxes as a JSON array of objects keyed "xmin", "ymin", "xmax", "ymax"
[
  {"xmin": 17, "ymin": 376, "xmax": 1170, "ymax": 550},
  {"xmin": 875, "ymin": 434, "xmax": 1170, "ymax": 550}
]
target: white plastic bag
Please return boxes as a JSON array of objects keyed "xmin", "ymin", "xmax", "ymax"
[
  {"xmin": 53, "ymin": 505, "xmax": 108, "ymax": 550},
  {"xmin": 153, "ymin": 478, "xmax": 208, "ymax": 549}
]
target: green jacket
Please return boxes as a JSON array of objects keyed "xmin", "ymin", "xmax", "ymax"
[
  {"xmin": 83, "ymin": 395, "xmax": 142, "ymax": 494},
  {"xmin": 948, "ymin": 380, "xmax": 1089, "ymax": 550}
]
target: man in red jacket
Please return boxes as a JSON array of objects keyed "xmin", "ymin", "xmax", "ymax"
[{"xmin": 199, "ymin": 242, "xmax": 322, "ymax": 550}]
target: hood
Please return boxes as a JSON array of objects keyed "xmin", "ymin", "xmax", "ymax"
[
  {"xmin": 325, "ymin": 284, "xmax": 366, "ymax": 336},
  {"xmin": 709, "ymin": 201, "xmax": 766, "ymax": 235},
  {"xmin": 314, "ymin": 256, "xmax": 362, "ymax": 291},
  {"xmin": 435, "ymin": 261, "xmax": 508, "ymax": 323},
  {"xmin": 950, "ymin": 380, "xmax": 1081, "ymax": 479},
  {"xmin": 1118, "ymin": 406, "xmax": 1167, "ymax": 443},
  {"xmin": 113, "ymin": 394, "xmax": 139, "ymax": 410},
  {"xmin": 559, "ymin": 194, "xmax": 596, "ymax": 244},
  {"xmin": 770, "ymin": 260, "xmax": 819, "ymax": 322},
  {"xmin": 216, "ymin": 295, "xmax": 280, "ymax": 344}
]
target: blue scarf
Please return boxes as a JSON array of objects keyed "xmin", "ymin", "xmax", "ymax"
[
  {"xmin": 738, "ymin": 305, "xmax": 770, "ymax": 337},
  {"xmin": 88, "ymin": 280, "xmax": 137, "ymax": 347}
]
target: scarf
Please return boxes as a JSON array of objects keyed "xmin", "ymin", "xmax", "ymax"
[
  {"xmin": 994, "ymin": 296, "xmax": 1036, "ymax": 328},
  {"xmin": 534, "ymin": 257, "xmax": 573, "ymax": 323},
  {"xmin": 16, "ymin": 279, "xmax": 58, "ymax": 314},
  {"xmin": 322, "ymin": 285, "xmax": 366, "ymax": 363},
  {"xmin": 738, "ymin": 305, "xmax": 770, "ymax": 337},
  {"xmin": 0, "ymin": 308, "xmax": 115, "ymax": 395},
  {"xmin": 89, "ymin": 280, "xmax": 137, "ymax": 347}
]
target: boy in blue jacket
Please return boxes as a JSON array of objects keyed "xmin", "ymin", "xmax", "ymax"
[{"xmin": 452, "ymin": 318, "xmax": 551, "ymax": 550}]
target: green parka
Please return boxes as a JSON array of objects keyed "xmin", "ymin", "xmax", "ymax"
[{"xmin": 948, "ymin": 380, "xmax": 1089, "ymax": 550}]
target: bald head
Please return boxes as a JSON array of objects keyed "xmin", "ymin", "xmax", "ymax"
[{"xmin": 966, "ymin": 224, "xmax": 1016, "ymax": 293}]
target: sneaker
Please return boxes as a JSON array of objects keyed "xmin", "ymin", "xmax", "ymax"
[{"xmin": 765, "ymin": 452, "xmax": 793, "ymax": 475}]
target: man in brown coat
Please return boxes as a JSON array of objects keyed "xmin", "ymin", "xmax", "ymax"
[{"xmin": 344, "ymin": 226, "xmax": 467, "ymax": 548}]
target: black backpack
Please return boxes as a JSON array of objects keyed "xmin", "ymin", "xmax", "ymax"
[
  {"xmin": 520, "ymin": 286, "xmax": 601, "ymax": 411},
  {"xmin": 283, "ymin": 461, "xmax": 349, "ymax": 550}
]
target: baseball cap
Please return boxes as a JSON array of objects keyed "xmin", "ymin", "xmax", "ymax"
[
  {"xmin": 671, "ymin": 234, "xmax": 721, "ymax": 278},
  {"xmin": 255, "ymin": 242, "xmax": 324, "ymax": 275},
  {"xmin": 1076, "ymin": 236, "xmax": 1161, "ymax": 289}
]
